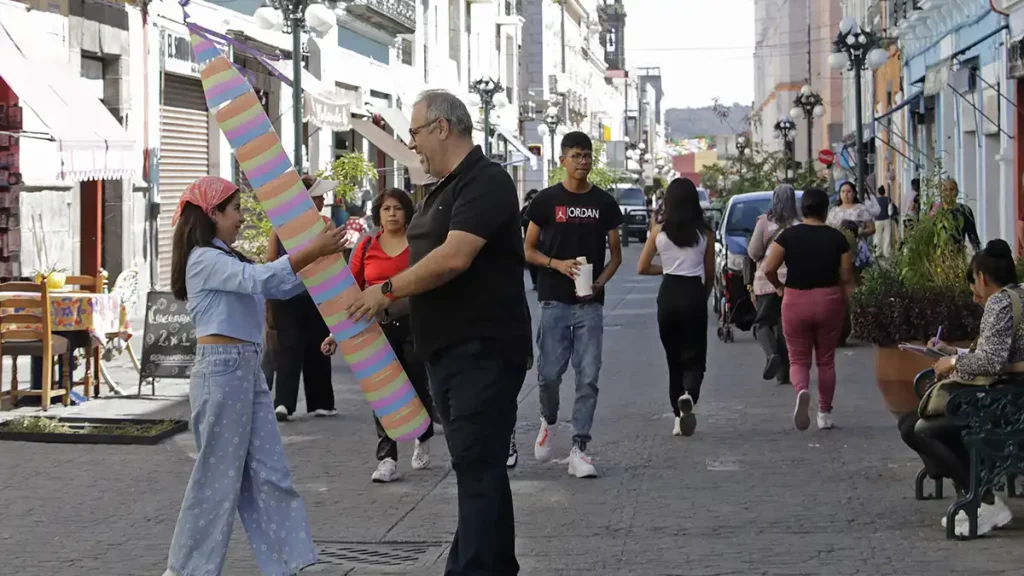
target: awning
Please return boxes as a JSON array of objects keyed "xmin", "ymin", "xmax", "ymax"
[
  {"xmin": 349, "ymin": 117, "xmax": 428, "ymax": 185},
  {"xmin": 269, "ymin": 59, "xmax": 354, "ymax": 132},
  {"xmin": 373, "ymin": 107, "xmax": 412, "ymax": 145},
  {"xmin": 873, "ymin": 90, "xmax": 923, "ymax": 123},
  {"xmin": 0, "ymin": 5, "xmax": 135, "ymax": 182},
  {"xmin": 493, "ymin": 125, "xmax": 538, "ymax": 170}
]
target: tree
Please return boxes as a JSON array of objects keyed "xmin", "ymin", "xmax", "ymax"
[{"xmin": 548, "ymin": 141, "xmax": 623, "ymax": 189}]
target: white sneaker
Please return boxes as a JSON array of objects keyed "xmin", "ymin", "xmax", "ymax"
[
  {"xmin": 411, "ymin": 439, "xmax": 431, "ymax": 470},
  {"xmin": 314, "ymin": 409, "xmax": 338, "ymax": 418},
  {"xmin": 676, "ymin": 394, "xmax": 697, "ymax": 436},
  {"xmin": 567, "ymin": 446, "xmax": 598, "ymax": 478},
  {"xmin": 275, "ymin": 405, "xmax": 290, "ymax": 422},
  {"xmin": 534, "ymin": 418, "xmax": 555, "ymax": 462},
  {"xmin": 672, "ymin": 417, "xmax": 682, "ymax": 436},
  {"xmin": 507, "ymin": 429, "xmax": 519, "ymax": 469},
  {"xmin": 793, "ymin": 390, "xmax": 811, "ymax": 431},
  {"xmin": 952, "ymin": 497, "xmax": 1014, "ymax": 536},
  {"xmin": 161, "ymin": 570, "xmax": 178, "ymax": 576},
  {"xmin": 371, "ymin": 458, "xmax": 400, "ymax": 483},
  {"xmin": 817, "ymin": 412, "xmax": 834, "ymax": 430}
]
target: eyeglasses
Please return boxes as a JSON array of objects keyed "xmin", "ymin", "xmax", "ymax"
[
  {"xmin": 565, "ymin": 153, "xmax": 593, "ymax": 164},
  {"xmin": 409, "ymin": 118, "xmax": 442, "ymax": 141}
]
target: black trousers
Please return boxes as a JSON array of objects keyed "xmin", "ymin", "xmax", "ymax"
[
  {"xmin": 375, "ymin": 316, "xmax": 435, "ymax": 461},
  {"xmin": 274, "ymin": 314, "xmax": 334, "ymax": 414},
  {"xmin": 426, "ymin": 339, "xmax": 526, "ymax": 576},
  {"xmin": 262, "ymin": 329, "xmax": 277, "ymax": 391},
  {"xmin": 657, "ymin": 275, "xmax": 708, "ymax": 415},
  {"xmin": 897, "ymin": 411, "xmax": 970, "ymax": 492},
  {"xmin": 753, "ymin": 292, "xmax": 789, "ymax": 381}
]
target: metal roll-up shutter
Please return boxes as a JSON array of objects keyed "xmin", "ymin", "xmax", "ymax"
[{"xmin": 158, "ymin": 75, "xmax": 210, "ymax": 288}]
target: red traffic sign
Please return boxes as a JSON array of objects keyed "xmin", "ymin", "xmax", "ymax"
[{"xmin": 818, "ymin": 149, "xmax": 836, "ymax": 165}]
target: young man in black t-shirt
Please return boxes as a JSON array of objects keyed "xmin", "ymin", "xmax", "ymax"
[{"xmin": 523, "ymin": 131, "xmax": 623, "ymax": 478}]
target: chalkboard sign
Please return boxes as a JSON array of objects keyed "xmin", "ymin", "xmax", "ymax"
[{"xmin": 139, "ymin": 291, "xmax": 196, "ymax": 380}]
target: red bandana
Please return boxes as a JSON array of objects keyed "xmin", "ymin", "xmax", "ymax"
[{"xmin": 172, "ymin": 176, "xmax": 239, "ymax": 227}]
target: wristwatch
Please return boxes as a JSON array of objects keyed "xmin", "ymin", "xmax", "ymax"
[{"xmin": 381, "ymin": 279, "xmax": 397, "ymax": 302}]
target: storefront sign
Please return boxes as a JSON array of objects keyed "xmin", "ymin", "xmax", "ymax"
[{"xmin": 161, "ymin": 28, "xmax": 199, "ymax": 78}]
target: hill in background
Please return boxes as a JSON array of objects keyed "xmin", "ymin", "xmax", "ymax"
[{"xmin": 665, "ymin": 103, "xmax": 752, "ymax": 140}]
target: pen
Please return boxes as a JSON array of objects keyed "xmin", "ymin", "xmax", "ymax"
[{"xmin": 934, "ymin": 326, "xmax": 943, "ymax": 347}]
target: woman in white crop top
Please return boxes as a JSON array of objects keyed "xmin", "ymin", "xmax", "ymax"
[{"xmin": 638, "ymin": 178, "xmax": 715, "ymax": 437}]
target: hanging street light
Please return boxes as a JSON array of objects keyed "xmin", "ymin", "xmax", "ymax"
[
  {"xmin": 790, "ymin": 84, "xmax": 826, "ymax": 172},
  {"xmin": 468, "ymin": 77, "xmax": 509, "ymax": 158},
  {"xmin": 774, "ymin": 116, "xmax": 797, "ymax": 183},
  {"xmin": 830, "ymin": 15, "xmax": 889, "ymax": 198},
  {"xmin": 254, "ymin": 0, "xmax": 336, "ymax": 174},
  {"xmin": 536, "ymin": 99, "xmax": 564, "ymax": 170}
]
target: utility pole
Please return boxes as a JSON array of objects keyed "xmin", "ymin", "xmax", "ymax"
[{"xmin": 560, "ymin": 0, "xmax": 566, "ymax": 73}]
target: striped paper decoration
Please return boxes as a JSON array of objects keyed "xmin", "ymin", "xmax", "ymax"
[{"xmin": 190, "ymin": 31, "xmax": 430, "ymax": 441}]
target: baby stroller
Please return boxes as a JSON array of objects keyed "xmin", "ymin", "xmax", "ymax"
[{"xmin": 715, "ymin": 243, "xmax": 757, "ymax": 343}]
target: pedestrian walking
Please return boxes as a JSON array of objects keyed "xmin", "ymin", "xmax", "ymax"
[
  {"xmin": 163, "ymin": 176, "xmax": 346, "ymax": 576},
  {"xmin": 521, "ymin": 188, "xmax": 540, "ymax": 292},
  {"xmin": 873, "ymin": 186, "xmax": 894, "ymax": 259},
  {"xmin": 934, "ymin": 179, "xmax": 981, "ymax": 252},
  {"xmin": 523, "ymin": 131, "xmax": 623, "ymax": 478},
  {"xmin": 345, "ymin": 89, "xmax": 532, "ymax": 576},
  {"xmin": 637, "ymin": 178, "xmax": 714, "ymax": 436},
  {"xmin": 761, "ymin": 188, "xmax": 855, "ymax": 431},
  {"xmin": 322, "ymin": 188, "xmax": 436, "ymax": 483},
  {"xmin": 747, "ymin": 184, "xmax": 800, "ymax": 385},
  {"xmin": 268, "ymin": 175, "xmax": 338, "ymax": 421}
]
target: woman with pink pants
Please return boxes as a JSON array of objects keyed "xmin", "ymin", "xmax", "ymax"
[{"xmin": 761, "ymin": 188, "xmax": 855, "ymax": 431}]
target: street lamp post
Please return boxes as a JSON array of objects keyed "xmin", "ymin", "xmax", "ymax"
[
  {"xmin": 790, "ymin": 85, "xmax": 825, "ymax": 170},
  {"xmin": 537, "ymin": 101, "xmax": 564, "ymax": 170},
  {"xmin": 829, "ymin": 16, "xmax": 889, "ymax": 197},
  {"xmin": 469, "ymin": 77, "xmax": 509, "ymax": 158},
  {"xmin": 774, "ymin": 116, "xmax": 797, "ymax": 183},
  {"xmin": 254, "ymin": 0, "xmax": 335, "ymax": 175}
]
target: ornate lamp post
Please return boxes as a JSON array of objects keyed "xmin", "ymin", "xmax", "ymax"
[
  {"xmin": 537, "ymin": 101, "xmax": 565, "ymax": 170},
  {"xmin": 829, "ymin": 16, "xmax": 889, "ymax": 197},
  {"xmin": 774, "ymin": 116, "xmax": 797, "ymax": 182},
  {"xmin": 469, "ymin": 76, "xmax": 509, "ymax": 157},
  {"xmin": 735, "ymin": 134, "xmax": 748, "ymax": 157},
  {"xmin": 790, "ymin": 85, "xmax": 826, "ymax": 169},
  {"xmin": 254, "ymin": 0, "xmax": 336, "ymax": 174}
]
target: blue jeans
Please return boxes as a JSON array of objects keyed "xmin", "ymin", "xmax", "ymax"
[
  {"xmin": 167, "ymin": 343, "xmax": 316, "ymax": 576},
  {"xmin": 536, "ymin": 301, "xmax": 603, "ymax": 450}
]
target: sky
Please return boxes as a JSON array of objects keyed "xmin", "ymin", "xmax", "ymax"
[{"xmin": 623, "ymin": 0, "xmax": 755, "ymax": 110}]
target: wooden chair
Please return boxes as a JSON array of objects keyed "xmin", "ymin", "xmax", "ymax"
[
  {"xmin": 0, "ymin": 279, "xmax": 71, "ymax": 411},
  {"xmin": 64, "ymin": 271, "xmax": 105, "ymax": 399}
]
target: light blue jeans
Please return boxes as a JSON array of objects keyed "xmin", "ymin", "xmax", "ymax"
[
  {"xmin": 167, "ymin": 343, "xmax": 317, "ymax": 576},
  {"xmin": 536, "ymin": 301, "xmax": 604, "ymax": 450}
]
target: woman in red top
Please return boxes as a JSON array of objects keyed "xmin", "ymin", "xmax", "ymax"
[{"xmin": 323, "ymin": 188, "xmax": 436, "ymax": 483}]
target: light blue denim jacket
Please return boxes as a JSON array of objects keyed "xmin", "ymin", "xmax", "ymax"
[{"xmin": 185, "ymin": 239, "xmax": 307, "ymax": 342}]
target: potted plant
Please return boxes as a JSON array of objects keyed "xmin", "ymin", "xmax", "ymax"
[
  {"xmin": 33, "ymin": 264, "xmax": 66, "ymax": 290},
  {"xmin": 850, "ymin": 168, "xmax": 980, "ymax": 417}
]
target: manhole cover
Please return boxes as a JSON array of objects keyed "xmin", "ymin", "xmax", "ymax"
[{"xmin": 314, "ymin": 541, "xmax": 447, "ymax": 569}]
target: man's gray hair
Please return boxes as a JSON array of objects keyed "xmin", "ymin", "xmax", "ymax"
[{"xmin": 415, "ymin": 90, "xmax": 474, "ymax": 139}]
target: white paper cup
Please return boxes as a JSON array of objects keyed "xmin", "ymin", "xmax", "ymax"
[{"xmin": 575, "ymin": 263, "xmax": 594, "ymax": 297}]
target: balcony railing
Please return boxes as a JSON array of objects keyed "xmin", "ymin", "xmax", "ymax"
[{"xmin": 342, "ymin": 0, "xmax": 416, "ymax": 36}]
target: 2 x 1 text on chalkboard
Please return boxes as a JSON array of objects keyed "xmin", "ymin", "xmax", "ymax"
[{"xmin": 139, "ymin": 291, "xmax": 196, "ymax": 380}]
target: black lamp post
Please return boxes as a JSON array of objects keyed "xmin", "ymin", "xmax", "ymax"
[
  {"xmin": 790, "ymin": 85, "xmax": 825, "ymax": 170},
  {"xmin": 774, "ymin": 117, "xmax": 797, "ymax": 182},
  {"xmin": 470, "ymin": 76, "xmax": 505, "ymax": 157},
  {"xmin": 255, "ymin": 0, "xmax": 336, "ymax": 175},
  {"xmin": 829, "ymin": 16, "xmax": 889, "ymax": 197}
]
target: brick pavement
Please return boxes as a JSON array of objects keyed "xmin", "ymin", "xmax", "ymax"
[{"xmin": 2, "ymin": 245, "xmax": 1024, "ymax": 575}]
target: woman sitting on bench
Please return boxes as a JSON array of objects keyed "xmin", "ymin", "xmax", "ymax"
[{"xmin": 897, "ymin": 239, "xmax": 1024, "ymax": 536}]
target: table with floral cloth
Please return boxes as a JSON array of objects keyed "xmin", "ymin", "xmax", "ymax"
[{"xmin": 0, "ymin": 292, "xmax": 122, "ymax": 339}]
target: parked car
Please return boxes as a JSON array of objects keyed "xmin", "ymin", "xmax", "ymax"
[
  {"xmin": 697, "ymin": 187, "xmax": 711, "ymax": 211},
  {"xmin": 611, "ymin": 184, "xmax": 650, "ymax": 242},
  {"xmin": 713, "ymin": 190, "xmax": 803, "ymax": 341}
]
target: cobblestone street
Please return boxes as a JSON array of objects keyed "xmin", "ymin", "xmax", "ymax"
[{"xmin": 2, "ymin": 246, "xmax": 1023, "ymax": 575}]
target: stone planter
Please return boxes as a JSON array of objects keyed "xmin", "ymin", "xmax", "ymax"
[{"xmin": 874, "ymin": 345, "xmax": 935, "ymax": 417}]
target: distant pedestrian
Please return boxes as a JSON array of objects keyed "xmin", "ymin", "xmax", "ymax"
[
  {"xmin": 524, "ymin": 131, "xmax": 623, "ymax": 478},
  {"xmin": 322, "ymin": 188, "xmax": 436, "ymax": 483},
  {"xmin": 637, "ymin": 178, "xmax": 714, "ymax": 436},
  {"xmin": 934, "ymin": 179, "xmax": 981, "ymax": 252},
  {"xmin": 164, "ymin": 175, "xmax": 346, "ymax": 576},
  {"xmin": 267, "ymin": 175, "xmax": 338, "ymax": 421},
  {"xmin": 521, "ymin": 188, "xmax": 540, "ymax": 292},
  {"xmin": 874, "ymin": 185, "xmax": 893, "ymax": 259},
  {"xmin": 747, "ymin": 184, "xmax": 800, "ymax": 385},
  {"xmin": 345, "ymin": 90, "xmax": 532, "ymax": 576},
  {"xmin": 761, "ymin": 188, "xmax": 855, "ymax": 431}
]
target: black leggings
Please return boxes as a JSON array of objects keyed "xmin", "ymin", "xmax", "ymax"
[
  {"xmin": 897, "ymin": 411, "xmax": 970, "ymax": 493},
  {"xmin": 657, "ymin": 274, "xmax": 708, "ymax": 415},
  {"xmin": 752, "ymin": 292, "xmax": 788, "ymax": 379},
  {"xmin": 375, "ymin": 316, "xmax": 435, "ymax": 461}
]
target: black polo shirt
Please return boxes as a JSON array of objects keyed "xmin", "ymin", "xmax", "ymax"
[{"xmin": 406, "ymin": 146, "xmax": 532, "ymax": 364}]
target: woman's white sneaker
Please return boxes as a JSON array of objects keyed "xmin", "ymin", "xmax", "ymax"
[
  {"xmin": 676, "ymin": 394, "xmax": 697, "ymax": 436},
  {"xmin": 314, "ymin": 409, "xmax": 338, "ymax": 418},
  {"xmin": 567, "ymin": 446, "xmax": 598, "ymax": 478},
  {"xmin": 952, "ymin": 497, "xmax": 1014, "ymax": 536},
  {"xmin": 507, "ymin": 429, "xmax": 519, "ymax": 469},
  {"xmin": 793, "ymin": 390, "xmax": 811, "ymax": 431},
  {"xmin": 411, "ymin": 440, "xmax": 431, "ymax": 470},
  {"xmin": 816, "ymin": 412, "xmax": 834, "ymax": 430},
  {"xmin": 275, "ymin": 405, "xmax": 290, "ymax": 422},
  {"xmin": 371, "ymin": 458, "xmax": 400, "ymax": 483},
  {"xmin": 534, "ymin": 419, "xmax": 555, "ymax": 462},
  {"xmin": 672, "ymin": 417, "xmax": 682, "ymax": 436}
]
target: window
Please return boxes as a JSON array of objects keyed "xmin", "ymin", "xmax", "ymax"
[{"xmin": 81, "ymin": 55, "xmax": 105, "ymax": 103}]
